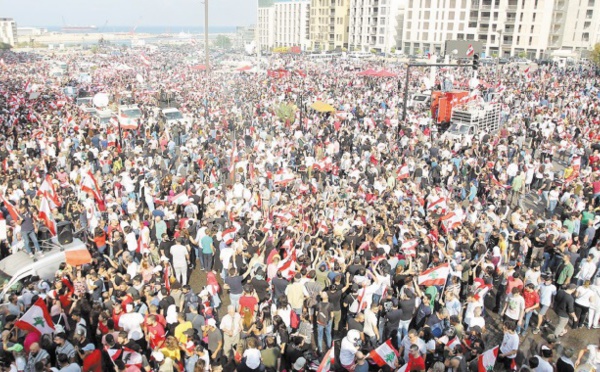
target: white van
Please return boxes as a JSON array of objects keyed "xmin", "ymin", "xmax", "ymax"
[{"xmin": 0, "ymin": 238, "xmax": 88, "ymax": 301}]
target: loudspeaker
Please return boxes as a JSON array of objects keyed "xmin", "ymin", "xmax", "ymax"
[{"xmin": 56, "ymin": 221, "xmax": 73, "ymax": 245}]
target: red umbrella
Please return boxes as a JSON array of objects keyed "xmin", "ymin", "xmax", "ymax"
[
  {"xmin": 357, "ymin": 69, "xmax": 377, "ymax": 76},
  {"xmin": 374, "ymin": 69, "xmax": 398, "ymax": 77},
  {"xmin": 237, "ymin": 66, "xmax": 252, "ymax": 71}
]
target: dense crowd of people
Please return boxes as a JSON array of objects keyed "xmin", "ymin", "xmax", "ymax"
[{"xmin": 0, "ymin": 46, "xmax": 600, "ymax": 372}]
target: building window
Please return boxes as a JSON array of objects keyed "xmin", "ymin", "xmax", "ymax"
[
  {"xmin": 583, "ymin": 32, "xmax": 590, "ymax": 41},
  {"xmin": 587, "ymin": 10, "xmax": 594, "ymax": 18},
  {"xmin": 529, "ymin": 36, "xmax": 532, "ymax": 45},
  {"xmin": 457, "ymin": 33, "xmax": 465, "ymax": 39},
  {"xmin": 467, "ymin": 34, "xmax": 475, "ymax": 40},
  {"xmin": 494, "ymin": 12, "xmax": 498, "ymax": 19},
  {"xmin": 532, "ymin": 13, "xmax": 536, "ymax": 21}
]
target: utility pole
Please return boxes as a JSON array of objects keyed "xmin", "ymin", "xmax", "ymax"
[{"xmin": 205, "ymin": 0, "xmax": 210, "ymax": 73}]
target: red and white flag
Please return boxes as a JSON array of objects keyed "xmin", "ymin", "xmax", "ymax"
[
  {"xmin": 273, "ymin": 170, "xmax": 295, "ymax": 186},
  {"xmin": 38, "ymin": 196, "xmax": 57, "ymax": 236},
  {"xmin": 397, "ymin": 164, "xmax": 410, "ymax": 180},
  {"xmin": 15, "ymin": 298, "xmax": 55, "ymax": 335},
  {"xmin": 417, "ymin": 263, "xmax": 450, "ymax": 287},
  {"xmin": 523, "ymin": 66, "xmax": 530, "ymax": 74},
  {"xmin": 38, "ymin": 175, "xmax": 60, "ymax": 208},
  {"xmin": 427, "ymin": 196, "xmax": 447, "ymax": 212},
  {"xmin": 278, "ymin": 248, "xmax": 297, "ymax": 280},
  {"xmin": 400, "ymin": 239, "xmax": 418, "ymax": 257},
  {"xmin": 80, "ymin": 171, "xmax": 106, "ymax": 211},
  {"xmin": 316, "ymin": 346, "xmax": 335, "ymax": 372},
  {"xmin": 222, "ymin": 226, "xmax": 237, "ymax": 245},
  {"xmin": 440, "ymin": 209, "xmax": 465, "ymax": 232},
  {"xmin": 1, "ymin": 197, "xmax": 21, "ymax": 222},
  {"xmin": 169, "ymin": 190, "xmax": 190, "ymax": 205},
  {"xmin": 369, "ymin": 339, "xmax": 399, "ymax": 368},
  {"xmin": 122, "ymin": 347, "xmax": 143, "ymax": 368},
  {"xmin": 140, "ymin": 54, "xmax": 151, "ymax": 67},
  {"xmin": 466, "ymin": 44, "xmax": 474, "ymax": 57},
  {"xmin": 478, "ymin": 346, "xmax": 499, "ymax": 372}
]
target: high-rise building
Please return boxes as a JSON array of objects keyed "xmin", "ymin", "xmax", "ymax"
[
  {"xmin": 274, "ymin": 0, "xmax": 311, "ymax": 49},
  {"xmin": 348, "ymin": 0, "xmax": 405, "ymax": 53},
  {"xmin": 309, "ymin": 0, "xmax": 350, "ymax": 51},
  {"xmin": 0, "ymin": 18, "xmax": 17, "ymax": 47},
  {"xmin": 401, "ymin": 0, "xmax": 600, "ymax": 59},
  {"xmin": 258, "ymin": 0, "xmax": 276, "ymax": 50}
]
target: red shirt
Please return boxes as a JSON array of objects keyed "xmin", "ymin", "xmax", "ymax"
[
  {"xmin": 146, "ymin": 323, "xmax": 166, "ymax": 349},
  {"xmin": 406, "ymin": 354, "xmax": 426, "ymax": 371},
  {"xmin": 83, "ymin": 349, "xmax": 103, "ymax": 372},
  {"xmin": 239, "ymin": 295, "xmax": 258, "ymax": 315},
  {"xmin": 523, "ymin": 289, "xmax": 540, "ymax": 309}
]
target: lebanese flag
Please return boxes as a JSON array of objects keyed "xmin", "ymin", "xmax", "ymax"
[
  {"xmin": 38, "ymin": 196, "xmax": 57, "ymax": 236},
  {"xmin": 466, "ymin": 44, "xmax": 474, "ymax": 57},
  {"xmin": 140, "ymin": 54, "xmax": 151, "ymax": 67},
  {"xmin": 122, "ymin": 347, "xmax": 143, "ymax": 368},
  {"xmin": 491, "ymin": 175, "xmax": 511, "ymax": 189},
  {"xmin": 417, "ymin": 263, "xmax": 450, "ymax": 287},
  {"xmin": 316, "ymin": 346, "xmax": 335, "ymax": 372},
  {"xmin": 369, "ymin": 339, "xmax": 399, "ymax": 368},
  {"xmin": 1, "ymin": 197, "xmax": 21, "ymax": 221},
  {"xmin": 15, "ymin": 298, "xmax": 55, "ymax": 335},
  {"xmin": 222, "ymin": 227, "xmax": 236, "ymax": 245},
  {"xmin": 427, "ymin": 196, "xmax": 447, "ymax": 212},
  {"xmin": 474, "ymin": 283, "xmax": 492, "ymax": 302},
  {"xmin": 400, "ymin": 239, "xmax": 418, "ymax": 257},
  {"xmin": 24, "ymin": 80, "xmax": 32, "ymax": 93},
  {"xmin": 523, "ymin": 66, "xmax": 530, "ymax": 74},
  {"xmin": 478, "ymin": 346, "xmax": 499, "ymax": 372},
  {"xmin": 273, "ymin": 170, "xmax": 295, "ymax": 186},
  {"xmin": 169, "ymin": 191, "xmax": 190, "ymax": 205},
  {"xmin": 38, "ymin": 175, "xmax": 61, "ymax": 208},
  {"xmin": 397, "ymin": 164, "xmax": 410, "ymax": 180},
  {"xmin": 163, "ymin": 264, "xmax": 171, "ymax": 293},
  {"xmin": 278, "ymin": 248, "xmax": 297, "ymax": 280},
  {"xmin": 317, "ymin": 220, "xmax": 329, "ymax": 234},
  {"xmin": 440, "ymin": 209, "xmax": 465, "ymax": 232},
  {"xmin": 571, "ymin": 156, "xmax": 581, "ymax": 172},
  {"xmin": 80, "ymin": 171, "xmax": 106, "ymax": 211},
  {"xmin": 106, "ymin": 347, "xmax": 123, "ymax": 361}
]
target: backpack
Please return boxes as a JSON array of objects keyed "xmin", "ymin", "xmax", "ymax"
[{"xmin": 290, "ymin": 310, "xmax": 300, "ymax": 329}]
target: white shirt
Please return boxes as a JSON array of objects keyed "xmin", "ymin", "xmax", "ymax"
[
  {"xmin": 118, "ymin": 312, "xmax": 144, "ymax": 340},
  {"xmin": 534, "ymin": 356, "xmax": 553, "ymax": 372},
  {"xmin": 170, "ymin": 244, "xmax": 188, "ymax": 267},
  {"xmin": 219, "ymin": 313, "xmax": 241, "ymax": 335},
  {"xmin": 500, "ymin": 332, "xmax": 519, "ymax": 358}
]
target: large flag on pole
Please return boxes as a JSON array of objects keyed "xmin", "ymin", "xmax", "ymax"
[
  {"xmin": 369, "ymin": 339, "xmax": 399, "ymax": 368},
  {"xmin": 15, "ymin": 298, "xmax": 55, "ymax": 335},
  {"xmin": 478, "ymin": 346, "xmax": 499, "ymax": 372},
  {"xmin": 1, "ymin": 197, "xmax": 21, "ymax": 222},
  {"xmin": 37, "ymin": 175, "xmax": 60, "ymax": 208},
  {"xmin": 80, "ymin": 171, "xmax": 106, "ymax": 211},
  {"xmin": 417, "ymin": 263, "xmax": 450, "ymax": 287},
  {"xmin": 38, "ymin": 196, "xmax": 57, "ymax": 236},
  {"xmin": 316, "ymin": 345, "xmax": 335, "ymax": 372}
]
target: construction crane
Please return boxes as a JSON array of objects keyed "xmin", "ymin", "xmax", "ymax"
[
  {"xmin": 129, "ymin": 17, "xmax": 142, "ymax": 35},
  {"xmin": 99, "ymin": 20, "xmax": 109, "ymax": 33}
]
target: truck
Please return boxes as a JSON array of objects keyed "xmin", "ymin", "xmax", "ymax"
[
  {"xmin": 430, "ymin": 90, "xmax": 469, "ymax": 131},
  {"xmin": 441, "ymin": 102, "xmax": 502, "ymax": 141}
]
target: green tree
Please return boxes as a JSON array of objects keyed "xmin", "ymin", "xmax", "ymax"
[
  {"xmin": 591, "ymin": 43, "xmax": 600, "ymax": 67},
  {"xmin": 275, "ymin": 103, "xmax": 297, "ymax": 123},
  {"xmin": 518, "ymin": 51, "xmax": 527, "ymax": 58},
  {"xmin": 0, "ymin": 42, "xmax": 11, "ymax": 50},
  {"xmin": 215, "ymin": 35, "xmax": 232, "ymax": 49}
]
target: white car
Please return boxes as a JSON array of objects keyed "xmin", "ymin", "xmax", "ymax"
[
  {"xmin": 117, "ymin": 104, "xmax": 142, "ymax": 130},
  {"xmin": 162, "ymin": 107, "xmax": 185, "ymax": 126}
]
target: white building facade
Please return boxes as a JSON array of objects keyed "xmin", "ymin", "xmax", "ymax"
[
  {"xmin": 274, "ymin": 0, "xmax": 311, "ymax": 49},
  {"xmin": 402, "ymin": 0, "xmax": 600, "ymax": 59},
  {"xmin": 348, "ymin": 0, "xmax": 405, "ymax": 53},
  {"xmin": 258, "ymin": 0, "xmax": 276, "ymax": 50},
  {"xmin": 0, "ymin": 18, "xmax": 17, "ymax": 47}
]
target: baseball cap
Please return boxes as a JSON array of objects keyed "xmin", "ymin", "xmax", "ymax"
[
  {"xmin": 81, "ymin": 344, "xmax": 95, "ymax": 352},
  {"xmin": 293, "ymin": 357, "xmax": 306, "ymax": 370},
  {"xmin": 207, "ymin": 318, "xmax": 217, "ymax": 327}
]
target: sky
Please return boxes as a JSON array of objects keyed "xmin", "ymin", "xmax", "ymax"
[{"xmin": 5, "ymin": 0, "xmax": 257, "ymax": 28}]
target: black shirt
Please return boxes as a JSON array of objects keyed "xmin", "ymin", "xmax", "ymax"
[
  {"xmin": 250, "ymin": 278, "xmax": 270, "ymax": 302},
  {"xmin": 398, "ymin": 298, "xmax": 416, "ymax": 321},
  {"xmin": 347, "ymin": 318, "xmax": 364, "ymax": 333},
  {"xmin": 384, "ymin": 309, "xmax": 402, "ymax": 331},
  {"xmin": 272, "ymin": 277, "xmax": 289, "ymax": 299},
  {"xmin": 225, "ymin": 276, "xmax": 244, "ymax": 295},
  {"xmin": 553, "ymin": 289, "xmax": 574, "ymax": 318},
  {"xmin": 328, "ymin": 289, "xmax": 343, "ymax": 311}
]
